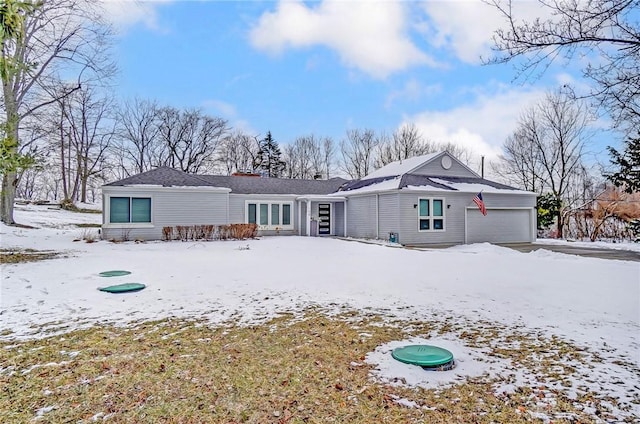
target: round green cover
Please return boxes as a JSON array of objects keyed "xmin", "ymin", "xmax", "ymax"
[
  {"xmin": 391, "ymin": 345, "xmax": 454, "ymax": 367},
  {"xmin": 99, "ymin": 283, "xmax": 146, "ymax": 293},
  {"xmin": 99, "ymin": 270, "xmax": 131, "ymax": 277}
]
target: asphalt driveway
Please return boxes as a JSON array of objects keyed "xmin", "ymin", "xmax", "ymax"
[{"xmin": 500, "ymin": 243, "xmax": 640, "ymax": 262}]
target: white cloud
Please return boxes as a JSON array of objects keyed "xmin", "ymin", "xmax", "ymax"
[
  {"xmin": 99, "ymin": 0, "xmax": 172, "ymax": 32},
  {"xmin": 420, "ymin": 1, "xmax": 555, "ymax": 64},
  {"xmin": 404, "ymin": 85, "xmax": 547, "ymax": 160},
  {"xmin": 202, "ymin": 99, "xmax": 256, "ymax": 135},
  {"xmin": 204, "ymin": 99, "xmax": 237, "ymax": 118},
  {"xmin": 249, "ymin": 0, "xmax": 433, "ymax": 79},
  {"xmin": 385, "ymin": 79, "xmax": 442, "ymax": 109}
]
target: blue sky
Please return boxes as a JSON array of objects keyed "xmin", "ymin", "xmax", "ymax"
[{"xmin": 101, "ymin": 0, "xmax": 618, "ymax": 167}]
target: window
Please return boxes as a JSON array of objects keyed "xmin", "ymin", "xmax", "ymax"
[
  {"xmin": 418, "ymin": 198, "xmax": 444, "ymax": 231},
  {"xmin": 246, "ymin": 201, "xmax": 293, "ymax": 230},
  {"xmin": 282, "ymin": 204, "xmax": 291, "ymax": 225},
  {"xmin": 248, "ymin": 203, "xmax": 257, "ymax": 224},
  {"xmin": 110, "ymin": 197, "xmax": 151, "ymax": 223}
]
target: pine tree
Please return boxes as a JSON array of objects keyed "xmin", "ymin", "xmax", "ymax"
[
  {"xmin": 254, "ymin": 131, "xmax": 286, "ymax": 178},
  {"xmin": 606, "ymin": 133, "xmax": 640, "ymax": 194}
]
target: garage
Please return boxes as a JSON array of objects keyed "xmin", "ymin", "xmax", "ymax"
[{"xmin": 466, "ymin": 208, "xmax": 535, "ymax": 243}]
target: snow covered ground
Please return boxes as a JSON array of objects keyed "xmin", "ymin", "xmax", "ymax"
[{"xmin": 1, "ymin": 204, "xmax": 639, "ymax": 420}]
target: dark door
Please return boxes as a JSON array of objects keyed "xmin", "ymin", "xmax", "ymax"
[{"xmin": 318, "ymin": 203, "xmax": 331, "ymax": 235}]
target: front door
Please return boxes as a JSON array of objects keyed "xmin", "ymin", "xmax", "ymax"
[{"xmin": 318, "ymin": 203, "xmax": 331, "ymax": 235}]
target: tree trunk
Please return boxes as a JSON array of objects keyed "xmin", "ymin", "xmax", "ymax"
[
  {"xmin": 557, "ymin": 209, "xmax": 564, "ymax": 239},
  {"xmin": 61, "ymin": 125, "xmax": 68, "ymax": 200},
  {"xmin": 1, "ymin": 77, "xmax": 19, "ymax": 225},
  {"xmin": 80, "ymin": 157, "xmax": 88, "ymax": 203},
  {"xmin": 0, "ymin": 171, "xmax": 17, "ymax": 225}
]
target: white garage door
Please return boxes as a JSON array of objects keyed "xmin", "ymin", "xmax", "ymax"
[{"xmin": 467, "ymin": 208, "xmax": 533, "ymax": 243}]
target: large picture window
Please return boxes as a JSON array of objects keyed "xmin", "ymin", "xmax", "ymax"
[
  {"xmin": 418, "ymin": 198, "xmax": 445, "ymax": 231},
  {"xmin": 110, "ymin": 197, "xmax": 151, "ymax": 223},
  {"xmin": 246, "ymin": 201, "xmax": 293, "ymax": 230}
]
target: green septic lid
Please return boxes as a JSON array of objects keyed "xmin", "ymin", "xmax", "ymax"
[
  {"xmin": 99, "ymin": 270, "xmax": 131, "ymax": 277},
  {"xmin": 99, "ymin": 283, "xmax": 146, "ymax": 293},
  {"xmin": 391, "ymin": 345, "xmax": 454, "ymax": 367}
]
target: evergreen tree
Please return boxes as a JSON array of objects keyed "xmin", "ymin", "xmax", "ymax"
[
  {"xmin": 254, "ymin": 131, "xmax": 285, "ymax": 178},
  {"xmin": 606, "ymin": 133, "xmax": 640, "ymax": 194},
  {"xmin": 536, "ymin": 193, "xmax": 560, "ymax": 230}
]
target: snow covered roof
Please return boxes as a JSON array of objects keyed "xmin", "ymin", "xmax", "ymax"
[
  {"xmin": 339, "ymin": 174, "xmax": 530, "ymax": 195},
  {"xmin": 361, "ymin": 152, "xmax": 440, "ymax": 180}
]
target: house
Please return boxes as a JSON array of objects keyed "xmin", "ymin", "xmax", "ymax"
[{"xmin": 101, "ymin": 152, "xmax": 537, "ymax": 245}]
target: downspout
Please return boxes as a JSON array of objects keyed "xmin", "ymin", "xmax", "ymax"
[
  {"xmin": 344, "ymin": 200, "xmax": 347, "ymax": 237},
  {"xmin": 376, "ymin": 194, "xmax": 379, "ymax": 239},
  {"xmin": 226, "ymin": 191, "xmax": 230, "ymax": 224},
  {"xmin": 297, "ymin": 199, "xmax": 302, "ymax": 235},
  {"xmin": 531, "ymin": 207, "xmax": 536, "ymax": 242},
  {"xmin": 306, "ymin": 199, "xmax": 311, "ymax": 236},
  {"xmin": 464, "ymin": 207, "xmax": 468, "ymax": 244}
]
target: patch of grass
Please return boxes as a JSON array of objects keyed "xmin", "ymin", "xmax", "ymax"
[
  {"xmin": 73, "ymin": 207, "xmax": 101, "ymax": 214},
  {"xmin": 1, "ymin": 311, "xmax": 630, "ymax": 423},
  {"xmin": 59, "ymin": 199, "xmax": 101, "ymax": 214},
  {"xmin": 73, "ymin": 228, "xmax": 99, "ymax": 243},
  {"xmin": 75, "ymin": 223, "xmax": 101, "ymax": 228},
  {"xmin": 0, "ymin": 248, "xmax": 63, "ymax": 264}
]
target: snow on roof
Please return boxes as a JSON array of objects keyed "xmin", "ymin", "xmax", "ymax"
[
  {"xmin": 331, "ymin": 177, "xmax": 401, "ymax": 195},
  {"xmin": 339, "ymin": 175, "xmax": 532, "ymax": 195},
  {"xmin": 361, "ymin": 152, "xmax": 440, "ymax": 180},
  {"xmin": 425, "ymin": 178, "xmax": 532, "ymax": 194}
]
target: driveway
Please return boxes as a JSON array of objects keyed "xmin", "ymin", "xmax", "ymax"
[{"xmin": 500, "ymin": 243, "xmax": 640, "ymax": 262}]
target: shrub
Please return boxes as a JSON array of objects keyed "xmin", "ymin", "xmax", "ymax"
[
  {"xmin": 162, "ymin": 226, "xmax": 174, "ymax": 241},
  {"xmin": 161, "ymin": 224, "xmax": 257, "ymax": 241}
]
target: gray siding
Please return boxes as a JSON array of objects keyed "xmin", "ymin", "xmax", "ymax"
[
  {"xmin": 378, "ymin": 193, "xmax": 399, "ymax": 242},
  {"xmin": 346, "ymin": 195, "xmax": 377, "ymax": 238},
  {"xmin": 334, "ymin": 202, "xmax": 345, "ymax": 237},
  {"xmin": 229, "ymin": 194, "xmax": 299, "ymax": 236},
  {"xmin": 300, "ymin": 201, "xmax": 307, "ymax": 235},
  {"xmin": 411, "ymin": 155, "xmax": 478, "ymax": 178},
  {"xmin": 467, "ymin": 209, "xmax": 535, "ymax": 243},
  {"xmin": 482, "ymin": 192, "xmax": 536, "ymax": 208},
  {"xmin": 102, "ymin": 188, "xmax": 229, "ymax": 241},
  {"xmin": 308, "ymin": 201, "xmax": 345, "ymax": 236},
  {"xmin": 396, "ymin": 192, "xmax": 466, "ymax": 245},
  {"xmin": 394, "ymin": 190, "xmax": 536, "ymax": 245}
]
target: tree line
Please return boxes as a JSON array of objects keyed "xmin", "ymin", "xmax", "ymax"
[
  {"xmin": 487, "ymin": 0, "xmax": 640, "ymax": 240},
  {"xmin": 2, "ymin": 0, "xmax": 638, "ymax": 242}
]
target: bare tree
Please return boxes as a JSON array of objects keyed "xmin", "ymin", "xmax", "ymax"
[
  {"xmin": 373, "ymin": 123, "xmax": 475, "ymax": 170},
  {"xmin": 56, "ymin": 85, "xmax": 114, "ymax": 203},
  {"xmin": 1, "ymin": 0, "xmax": 113, "ymax": 224},
  {"xmin": 114, "ymin": 98, "xmax": 161, "ymax": 176},
  {"xmin": 436, "ymin": 141, "xmax": 474, "ymax": 166},
  {"xmin": 321, "ymin": 136, "xmax": 335, "ymax": 178},
  {"xmin": 499, "ymin": 89, "xmax": 593, "ymax": 237},
  {"xmin": 340, "ymin": 129, "xmax": 381, "ymax": 179},
  {"xmin": 217, "ymin": 130, "xmax": 259, "ymax": 175},
  {"xmin": 485, "ymin": 0, "xmax": 640, "ymax": 132},
  {"xmin": 495, "ymin": 108, "xmax": 548, "ymax": 192},
  {"xmin": 375, "ymin": 123, "xmax": 432, "ymax": 167},
  {"xmin": 283, "ymin": 135, "xmax": 326, "ymax": 179},
  {"xmin": 157, "ymin": 107, "xmax": 228, "ymax": 174}
]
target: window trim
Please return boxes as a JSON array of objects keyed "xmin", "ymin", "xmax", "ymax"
[
  {"xmin": 417, "ymin": 197, "xmax": 446, "ymax": 232},
  {"xmin": 245, "ymin": 200, "xmax": 294, "ymax": 230},
  {"xmin": 105, "ymin": 195, "xmax": 153, "ymax": 228}
]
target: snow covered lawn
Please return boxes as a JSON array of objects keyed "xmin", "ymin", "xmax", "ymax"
[{"xmin": 1, "ymin": 205, "xmax": 638, "ymax": 422}]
